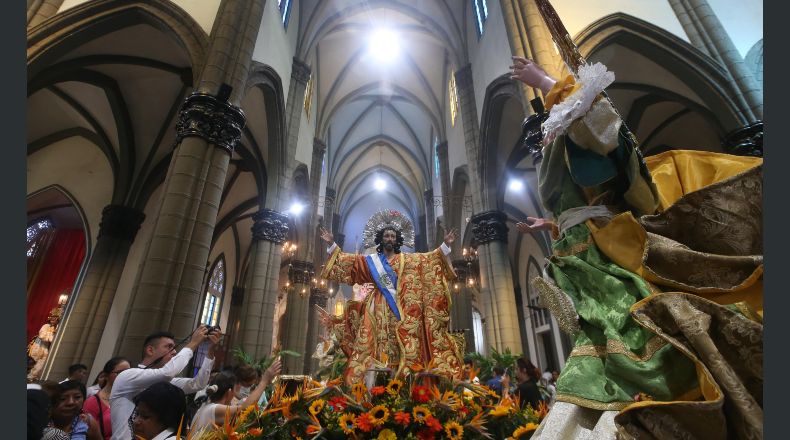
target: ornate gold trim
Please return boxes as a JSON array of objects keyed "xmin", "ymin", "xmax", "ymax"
[
  {"xmin": 553, "ymin": 235, "xmax": 593, "ymax": 256},
  {"xmin": 321, "ymin": 246, "xmax": 342, "ymax": 278},
  {"xmin": 734, "ymin": 301, "xmax": 762, "ymax": 323},
  {"xmin": 569, "ymin": 336, "xmax": 668, "ymax": 362},
  {"xmin": 555, "ymin": 393, "xmax": 632, "ymax": 411}
]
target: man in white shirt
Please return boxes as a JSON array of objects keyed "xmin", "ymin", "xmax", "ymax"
[{"xmin": 110, "ymin": 326, "xmax": 219, "ymax": 440}]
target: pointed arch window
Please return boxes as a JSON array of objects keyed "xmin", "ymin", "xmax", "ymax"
[
  {"xmin": 279, "ymin": 0, "xmax": 293, "ymax": 28},
  {"xmin": 449, "ymin": 72, "xmax": 459, "ymax": 127},
  {"xmin": 472, "ymin": 0, "xmax": 489, "ymax": 36},
  {"xmin": 472, "ymin": 309, "xmax": 485, "ymax": 354},
  {"xmin": 200, "ymin": 257, "xmax": 225, "ymax": 326},
  {"xmin": 27, "ymin": 218, "xmax": 53, "ymax": 258}
]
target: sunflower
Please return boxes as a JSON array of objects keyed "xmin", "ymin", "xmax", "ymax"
[
  {"xmin": 309, "ymin": 399, "xmax": 325, "ymax": 416},
  {"xmin": 512, "ymin": 422, "xmax": 539, "ymax": 438},
  {"xmin": 489, "ymin": 404, "xmax": 513, "ymax": 417},
  {"xmin": 368, "ymin": 405, "xmax": 391, "ymax": 426},
  {"xmin": 377, "ymin": 429, "xmax": 397, "ymax": 440},
  {"xmin": 386, "ymin": 379, "xmax": 404, "ymax": 396},
  {"xmin": 338, "ymin": 413, "xmax": 357, "ymax": 434},
  {"xmin": 412, "ymin": 405, "xmax": 432, "ymax": 423},
  {"xmin": 445, "ymin": 421, "xmax": 464, "ymax": 440},
  {"xmin": 352, "ymin": 382, "xmax": 368, "ymax": 400}
]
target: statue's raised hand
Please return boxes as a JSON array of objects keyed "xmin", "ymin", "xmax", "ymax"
[
  {"xmin": 443, "ymin": 228, "xmax": 458, "ymax": 246},
  {"xmin": 510, "ymin": 56, "xmax": 556, "ymax": 94},
  {"xmin": 319, "ymin": 226, "xmax": 334, "ymax": 244},
  {"xmin": 516, "ymin": 217, "xmax": 554, "ymax": 234}
]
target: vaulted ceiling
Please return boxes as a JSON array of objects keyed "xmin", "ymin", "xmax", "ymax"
[{"xmin": 295, "ymin": 0, "xmax": 470, "ymax": 250}]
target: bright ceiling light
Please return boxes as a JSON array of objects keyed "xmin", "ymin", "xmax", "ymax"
[
  {"xmin": 288, "ymin": 202, "xmax": 305, "ymax": 215},
  {"xmin": 369, "ymin": 28, "xmax": 400, "ymax": 63},
  {"xmin": 374, "ymin": 177, "xmax": 387, "ymax": 191},
  {"xmin": 508, "ymin": 179, "xmax": 524, "ymax": 192}
]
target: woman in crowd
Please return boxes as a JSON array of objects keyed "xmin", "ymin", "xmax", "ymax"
[
  {"xmin": 510, "ymin": 54, "xmax": 762, "ymax": 439},
  {"xmin": 42, "ymin": 380, "xmax": 102, "ymax": 440},
  {"xmin": 83, "ymin": 357, "xmax": 130, "ymax": 440},
  {"xmin": 502, "ymin": 358, "xmax": 543, "ymax": 410},
  {"xmin": 190, "ymin": 358, "xmax": 281, "ymax": 432},
  {"xmin": 131, "ymin": 382, "xmax": 186, "ymax": 440}
]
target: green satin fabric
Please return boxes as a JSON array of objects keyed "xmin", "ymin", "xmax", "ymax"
[{"xmin": 541, "ymin": 141, "xmax": 699, "ymax": 407}]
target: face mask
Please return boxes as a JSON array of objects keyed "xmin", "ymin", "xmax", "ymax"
[{"xmin": 236, "ymin": 385, "xmax": 251, "ymax": 399}]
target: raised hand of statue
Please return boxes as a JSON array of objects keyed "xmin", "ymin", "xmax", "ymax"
[
  {"xmin": 319, "ymin": 226, "xmax": 334, "ymax": 245},
  {"xmin": 443, "ymin": 228, "xmax": 458, "ymax": 246},
  {"xmin": 510, "ymin": 56, "xmax": 557, "ymax": 94},
  {"xmin": 516, "ymin": 217, "xmax": 554, "ymax": 234}
]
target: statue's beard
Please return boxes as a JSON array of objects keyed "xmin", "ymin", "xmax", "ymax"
[{"xmin": 384, "ymin": 243, "xmax": 394, "ymax": 251}]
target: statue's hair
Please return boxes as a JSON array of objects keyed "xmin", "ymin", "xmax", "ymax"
[{"xmin": 374, "ymin": 226, "xmax": 404, "ymax": 254}]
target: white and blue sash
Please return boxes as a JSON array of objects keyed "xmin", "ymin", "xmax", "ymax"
[{"xmin": 365, "ymin": 253, "xmax": 401, "ymax": 321}]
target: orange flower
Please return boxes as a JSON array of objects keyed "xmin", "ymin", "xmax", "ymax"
[
  {"xmin": 394, "ymin": 410, "xmax": 411, "ymax": 425},
  {"xmin": 416, "ymin": 428, "xmax": 436, "ymax": 440},
  {"xmin": 370, "ymin": 386, "xmax": 386, "ymax": 396},
  {"xmin": 425, "ymin": 415, "xmax": 442, "ymax": 432},
  {"xmin": 445, "ymin": 421, "xmax": 464, "ymax": 440},
  {"xmin": 386, "ymin": 379, "xmax": 403, "ymax": 396},
  {"xmin": 328, "ymin": 396, "xmax": 348, "ymax": 410},
  {"xmin": 355, "ymin": 412, "xmax": 374, "ymax": 432},
  {"xmin": 306, "ymin": 424, "xmax": 321, "ymax": 435},
  {"xmin": 368, "ymin": 405, "xmax": 390, "ymax": 426},
  {"xmin": 338, "ymin": 413, "xmax": 356, "ymax": 434},
  {"xmin": 247, "ymin": 427, "xmax": 263, "ymax": 436},
  {"xmin": 412, "ymin": 385, "xmax": 432, "ymax": 403}
]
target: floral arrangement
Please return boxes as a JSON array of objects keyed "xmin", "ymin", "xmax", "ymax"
[{"xmin": 188, "ymin": 361, "xmax": 547, "ymax": 440}]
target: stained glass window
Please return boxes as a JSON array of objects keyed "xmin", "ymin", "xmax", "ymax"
[
  {"xmin": 472, "ymin": 0, "xmax": 489, "ymax": 36},
  {"xmin": 303, "ymin": 74, "xmax": 314, "ymax": 118},
  {"xmin": 280, "ymin": 0, "xmax": 293, "ymax": 28},
  {"xmin": 449, "ymin": 72, "xmax": 459, "ymax": 127},
  {"xmin": 200, "ymin": 257, "xmax": 225, "ymax": 327},
  {"xmin": 27, "ymin": 218, "xmax": 53, "ymax": 258},
  {"xmin": 472, "ymin": 309, "xmax": 485, "ymax": 354}
]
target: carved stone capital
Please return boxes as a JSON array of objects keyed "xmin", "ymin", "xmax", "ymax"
[
  {"xmin": 723, "ymin": 121, "xmax": 763, "ymax": 157},
  {"xmin": 289, "ymin": 260, "xmax": 314, "ymax": 285},
  {"xmin": 291, "ymin": 57, "xmax": 312, "ymax": 84},
  {"xmin": 175, "ymin": 92, "xmax": 246, "ymax": 153},
  {"xmin": 309, "ymin": 288, "xmax": 328, "ymax": 307},
  {"xmin": 98, "ymin": 205, "xmax": 145, "ymax": 241},
  {"xmin": 470, "ymin": 210, "xmax": 509, "ymax": 245},
  {"xmin": 313, "ymin": 138, "xmax": 327, "ymax": 156},
  {"xmin": 231, "ymin": 286, "xmax": 245, "ymax": 306},
  {"xmin": 252, "ymin": 208, "xmax": 290, "ymax": 244}
]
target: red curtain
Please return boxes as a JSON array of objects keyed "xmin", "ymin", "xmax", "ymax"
[{"xmin": 26, "ymin": 229, "xmax": 86, "ymax": 341}]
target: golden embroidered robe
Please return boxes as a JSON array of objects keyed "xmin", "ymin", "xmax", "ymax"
[{"xmin": 321, "ymin": 247, "xmax": 464, "ymax": 384}]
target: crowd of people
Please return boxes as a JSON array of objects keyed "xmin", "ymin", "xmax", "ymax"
[{"xmin": 26, "ymin": 325, "xmax": 282, "ymax": 440}]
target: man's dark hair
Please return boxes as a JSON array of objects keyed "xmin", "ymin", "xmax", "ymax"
[
  {"xmin": 102, "ymin": 356, "xmax": 130, "ymax": 375},
  {"xmin": 141, "ymin": 331, "xmax": 175, "ymax": 357},
  {"xmin": 463, "ymin": 357, "xmax": 474, "ymax": 366},
  {"xmin": 68, "ymin": 364, "xmax": 88, "ymax": 376},
  {"xmin": 493, "ymin": 366, "xmax": 505, "ymax": 376},
  {"xmin": 133, "ymin": 382, "xmax": 186, "ymax": 432},
  {"xmin": 375, "ymin": 226, "xmax": 404, "ymax": 254}
]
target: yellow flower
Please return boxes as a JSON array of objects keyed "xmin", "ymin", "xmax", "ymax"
[
  {"xmin": 412, "ymin": 405, "xmax": 431, "ymax": 423},
  {"xmin": 377, "ymin": 429, "xmax": 397, "ymax": 440},
  {"xmin": 352, "ymin": 382, "xmax": 367, "ymax": 401},
  {"xmin": 338, "ymin": 413, "xmax": 357, "ymax": 434},
  {"xmin": 238, "ymin": 404, "xmax": 257, "ymax": 421},
  {"xmin": 489, "ymin": 404, "xmax": 513, "ymax": 417},
  {"xmin": 445, "ymin": 421, "xmax": 464, "ymax": 440},
  {"xmin": 368, "ymin": 405, "xmax": 390, "ymax": 426},
  {"xmin": 512, "ymin": 422, "xmax": 540, "ymax": 438},
  {"xmin": 309, "ymin": 399, "xmax": 325, "ymax": 416},
  {"xmin": 386, "ymin": 379, "xmax": 403, "ymax": 396}
]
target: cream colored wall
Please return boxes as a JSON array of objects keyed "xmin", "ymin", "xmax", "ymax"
[
  {"xmin": 252, "ymin": 0, "xmax": 301, "ymax": 107},
  {"xmin": 89, "ymin": 185, "xmax": 162, "ymax": 377},
  {"xmin": 59, "ymin": 0, "xmax": 221, "ymax": 35},
  {"xmin": 27, "ymin": 137, "xmax": 114, "ymax": 249},
  {"xmin": 467, "ymin": 0, "xmax": 513, "ymax": 124}
]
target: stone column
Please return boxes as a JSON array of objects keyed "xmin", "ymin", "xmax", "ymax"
[
  {"xmin": 668, "ymin": 0, "xmax": 762, "ymax": 119},
  {"xmin": 283, "ymin": 58, "xmax": 312, "ymax": 179},
  {"xmin": 281, "ymin": 260, "xmax": 313, "ymax": 374},
  {"xmin": 117, "ymin": 0, "xmax": 263, "ymax": 358},
  {"xmin": 471, "ymin": 210, "xmax": 523, "ymax": 353},
  {"xmin": 221, "ymin": 286, "xmax": 245, "ymax": 364},
  {"xmin": 46, "ymin": 205, "xmax": 144, "ymax": 378},
  {"xmin": 304, "ymin": 287, "xmax": 328, "ymax": 374},
  {"xmin": 435, "ymin": 141, "xmax": 452, "ymax": 227},
  {"xmin": 450, "ymin": 261, "xmax": 475, "ymax": 353},
  {"xmin": 240, "ymin": 209, "xmax": 289, "ymax": 360},
  {"xmin": 424, "ymin": 189, "xmax": 436, "ymax": 248},
  {"xmin": 28, "ymin": 0, "xmax": 64, "ymax": 28},
  {"xmin": 307, "ymin": 138, "xmax": 326, "ymax": 255},
  {"xmin": 454, "ymin": 66, "xmax": 483, "ymax": 213}
]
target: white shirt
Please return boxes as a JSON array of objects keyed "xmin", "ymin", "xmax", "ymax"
[
  {"xmin": 191, "ymin": 402, "xmax": 220, "ymax": 432},
  {"xmin": 86, "ymin": 383, "xmax": 101, "ymax": 397},
  {"xmin": 109, "ymin": 347, "xmax": 213, "ymax": 440},
  {"xmin": 150, "ymin": 428, "xmax": 176, "ymax": 440}
]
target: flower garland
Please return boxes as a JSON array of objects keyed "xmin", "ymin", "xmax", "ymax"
[{"xmin": 189, "ymin": 371, "xmax": 548, "ymax": 440}]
